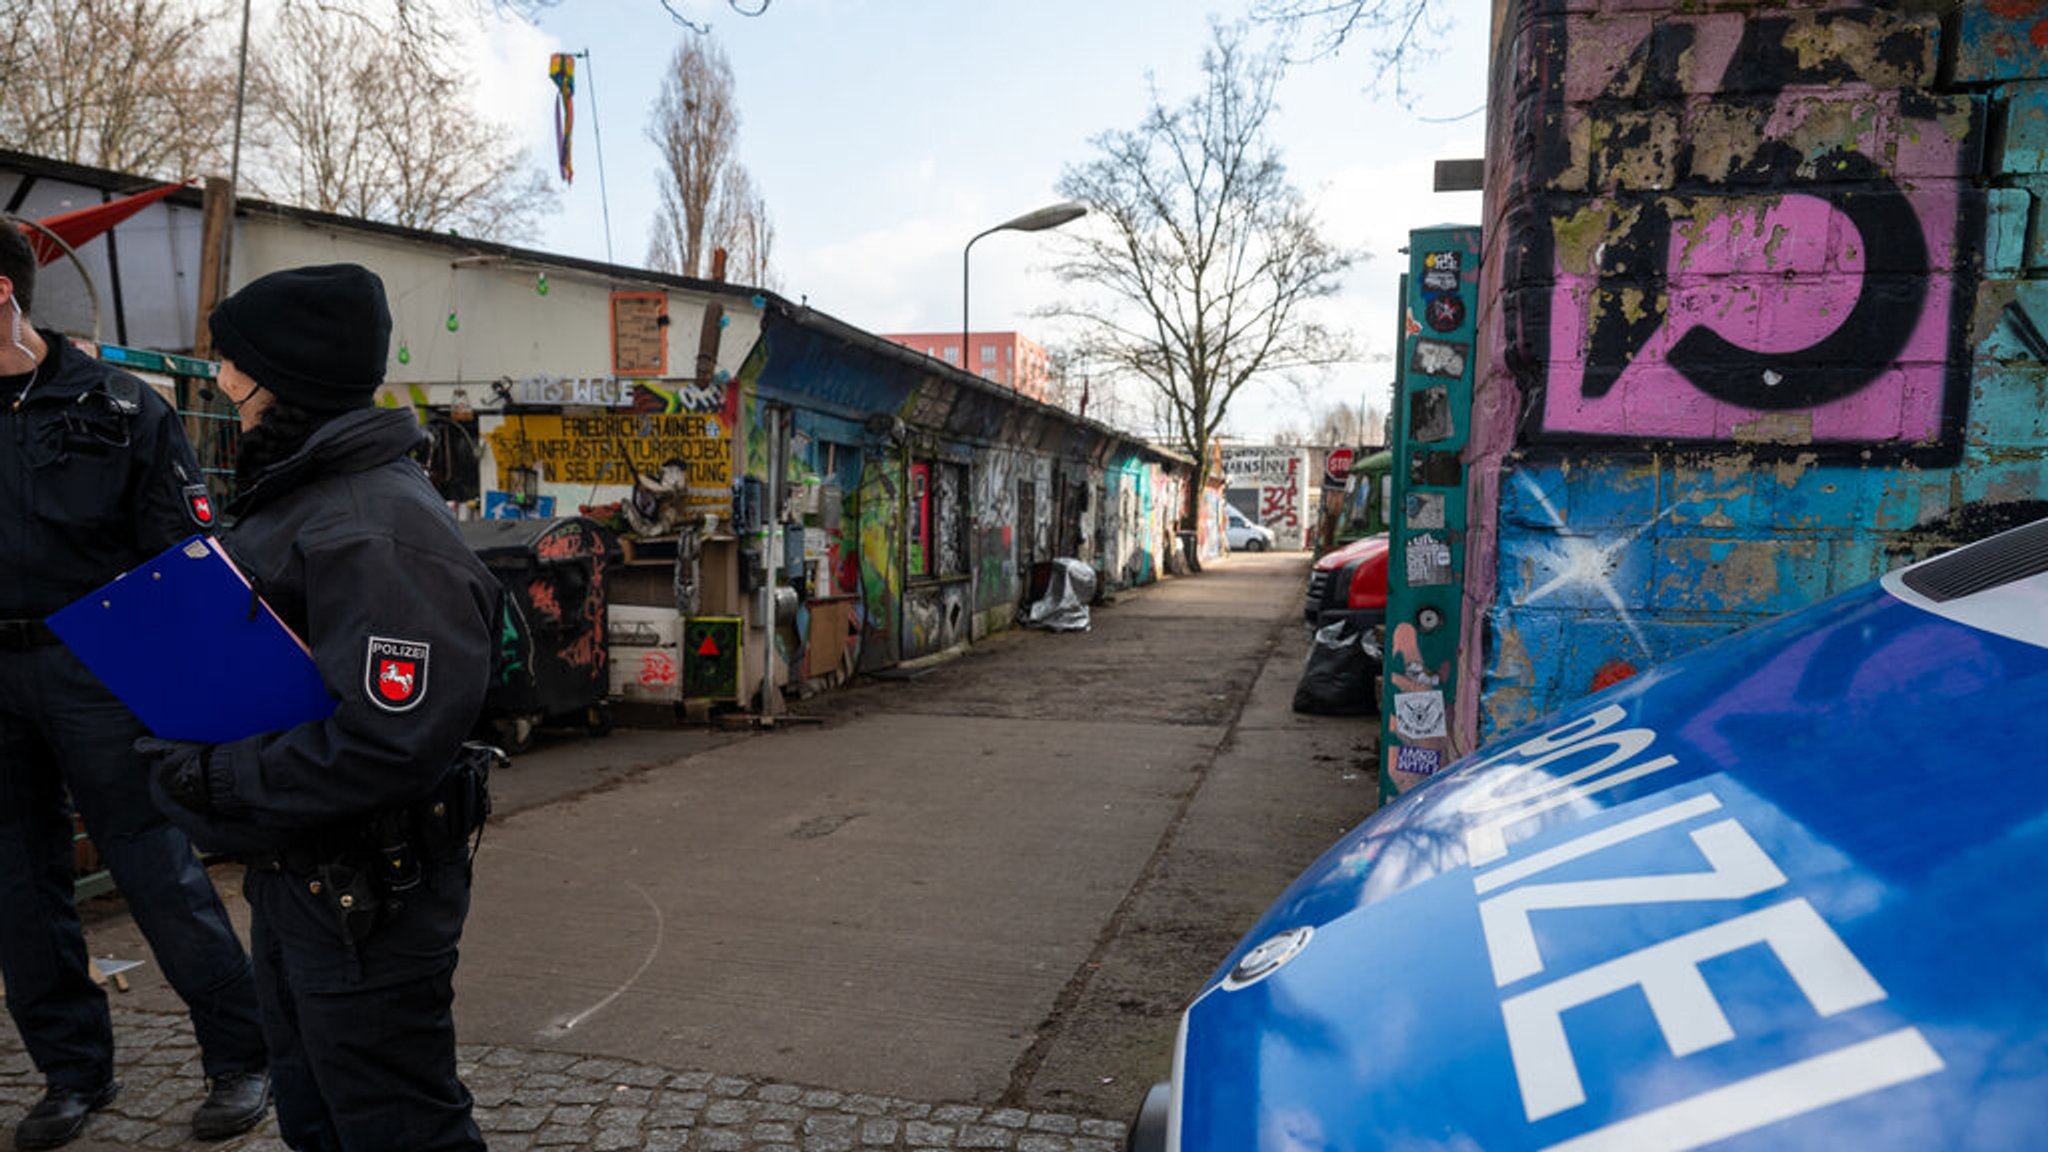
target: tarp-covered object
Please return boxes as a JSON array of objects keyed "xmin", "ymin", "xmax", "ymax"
[
  {"xmin": 1291, "ymin": 620, "xmax": 1380, "ymax": 715},
  {"xmin": 1024, "ymin": 558, "xmax": 1096, "ymax": 632}
]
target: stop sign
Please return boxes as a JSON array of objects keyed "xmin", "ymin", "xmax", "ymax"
[{"xmin": 1324, "ymin": 447, "xmax": 1355, "ymax": 485}]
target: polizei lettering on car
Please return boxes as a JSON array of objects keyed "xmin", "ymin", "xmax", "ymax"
[{"xmin": 1149, "ymin": 524, "xmax": 2048, "ymax": 1152}]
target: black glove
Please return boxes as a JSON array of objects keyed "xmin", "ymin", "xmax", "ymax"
[{"xmin": 135, "ymin": 737, "xmax": 214, "ymax": 815}]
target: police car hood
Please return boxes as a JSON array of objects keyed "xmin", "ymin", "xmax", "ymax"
[{"xmin": 1173, "ymin": 521, "xmax": 2048, "ymax": 1152}]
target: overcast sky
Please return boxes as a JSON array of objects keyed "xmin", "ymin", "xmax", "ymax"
[{"xmin": 462, "ymin": 0, "xmax": 1487, "ymax": 441}]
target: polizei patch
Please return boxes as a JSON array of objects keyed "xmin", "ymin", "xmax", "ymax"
[
  {"xmin": 182, "ymin": 484, "xmax": 214, "ymax": 526},
  {"xmin": 365, "ymin": 636, "xmax": 430, "ymax": 713}
]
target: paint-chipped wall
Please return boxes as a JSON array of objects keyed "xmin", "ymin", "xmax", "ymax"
[{"xmin": 1469, "ymin": 1, "xmax": 2048, "ymax": 741}]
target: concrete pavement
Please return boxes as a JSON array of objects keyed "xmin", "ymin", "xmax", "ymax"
[{"xmin": 2, "ymin": 552, "xmax": 1383, "ymax": 1149}]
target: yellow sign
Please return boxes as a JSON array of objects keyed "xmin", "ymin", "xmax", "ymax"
[{"xmin": 488, "ymin": 412, "xmax": 729, "ymax": 496}]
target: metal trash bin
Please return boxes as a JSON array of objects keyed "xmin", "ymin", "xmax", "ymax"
[{"xmin": 458, "ymin": 517, "xmax": 622, "ymax": 751}]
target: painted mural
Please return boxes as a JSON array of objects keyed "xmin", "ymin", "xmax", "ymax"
[
  {"xmin": 857, "ymin": 453, "xmax": 902, "ymax": 672},
  {"xmin": 971, "ymin": 450, "xmax": 1026, "ymax": 627},
  {"xmin": 1467, "ymin": 1, "xmax": 2048, "ymax": 743},
  {"xmin": 1508, "ymin": 6, "xmax": 1977, "ymax": 460}
]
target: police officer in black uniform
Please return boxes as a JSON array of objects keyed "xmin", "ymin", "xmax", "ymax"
[
  {"xmin": 0, "ymin": 227, "xmax": 271, "ymax": 1148},
  {"xmin": 138, "ymin": 263, "xmax": 497, "ymax": 1152}
]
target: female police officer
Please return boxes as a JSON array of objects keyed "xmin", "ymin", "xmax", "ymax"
[{"xmin": 140, "ymin": 263, "xmax": 499, "ymax": 1152}]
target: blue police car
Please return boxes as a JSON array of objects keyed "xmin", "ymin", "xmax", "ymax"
[{"xmin": 1131, "ymin": 517, "xmax": 2048, "ymax": 1151}]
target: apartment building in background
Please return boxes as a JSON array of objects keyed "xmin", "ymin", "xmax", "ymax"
[{"xmin": 882, "ymin": 330, "xmax": 1050, "ymax": 402}]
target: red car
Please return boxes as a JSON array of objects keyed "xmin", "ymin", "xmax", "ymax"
[{"xmin": 1303, "ymin": 534, "xmax": 1389, "ymax": 629}]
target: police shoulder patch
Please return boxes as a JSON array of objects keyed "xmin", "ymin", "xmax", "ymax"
[
  {"xmin": 365, "ymin": 636, "xmax": 430, "ymax": 713},
  {"xmin": 182, "ymin": 484, "xmax": 214, "ymax": 526}
]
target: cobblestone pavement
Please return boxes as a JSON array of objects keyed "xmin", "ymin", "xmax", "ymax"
[{"xmin": 0, "ymin": 1008, "xmax": 1129, "ymax": 1152}]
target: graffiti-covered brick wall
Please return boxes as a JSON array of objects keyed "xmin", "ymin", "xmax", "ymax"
[{"xmin": 1466, "ymin": 1, "xmax": 2048, "ymax": 741}]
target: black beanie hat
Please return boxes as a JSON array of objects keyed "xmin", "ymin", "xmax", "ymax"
[{"xmin": 209, "ymin": 263, "xmax": 392, "ymax": 412}]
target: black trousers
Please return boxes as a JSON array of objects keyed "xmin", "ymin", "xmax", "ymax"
[
  {"xmin": 0, "ymin": 644, "xmax": 267, "ymax": 1089},
  {"xmin": 245, "ymin": 854, "xmax": 484, "ymax": 1152}
]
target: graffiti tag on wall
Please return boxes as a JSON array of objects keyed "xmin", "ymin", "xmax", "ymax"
[
  {"xmin": 1512, "ymin": 8, "xmax": 1978, "ymax": 460},
  {"xmin": 508, "ymin": 376, "xmax": 731, "ymax": 415},
  {"xmin": 1222, "ymin": 447, "xmax": 1299, "ymax": 486},
  {"xmin": 1260, "ymin": 456, "xmax": 1303, "ymax": 536}
]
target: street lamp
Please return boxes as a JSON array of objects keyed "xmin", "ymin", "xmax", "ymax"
[{"xmin": 962, "ymin": 200, "xmax": 1087, "ymax": 380}]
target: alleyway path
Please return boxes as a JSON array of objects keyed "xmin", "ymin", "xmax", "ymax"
[{"xmin": 3, "ymin": 553, "xmax": 1382, "ymax": 1150}]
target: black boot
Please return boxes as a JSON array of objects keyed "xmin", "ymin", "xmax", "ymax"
[
  {"xmin": 14, "ymin": 1081, "xmax": 118, "ymax": 1151},
  {"xmin": 192, "ymin": 1071, "xmax": 272, "ymax": 1140}
]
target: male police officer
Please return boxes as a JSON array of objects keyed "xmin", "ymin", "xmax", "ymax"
[
  {"xmin": 0, "ymin": 226, "xmax": 271, "ymax": 1148},
  {"xmin": 140, "ymin": 263, "xmax": 498, "ymax": 1152}
]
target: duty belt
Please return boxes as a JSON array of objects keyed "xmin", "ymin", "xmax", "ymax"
[
  {"xmin": 249, "ymin": 743, "xmax": 496, "ymax": 878},
  {"xmin": 0, "ymin": 619, "xmax": 61, "ymax": 651}
]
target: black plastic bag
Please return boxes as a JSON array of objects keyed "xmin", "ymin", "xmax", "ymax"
[{"xmin": 1292, "ymin": 621, "xmax": 1380, "ymax": 716}]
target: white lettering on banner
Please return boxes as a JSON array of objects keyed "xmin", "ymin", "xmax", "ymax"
[
  {"xmin": 1501, "ymin": 898, "xmax": 1890, "ymax": 1122},
  {"xmin": 1479, "ymin": 817, "xmax": 1786, "ymax": 986},
  {"xmin": 1457, "ymin": 705, "xmax": 1684, "ymax": 865}
]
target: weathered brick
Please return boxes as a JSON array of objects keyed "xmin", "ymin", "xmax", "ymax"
[
  {"xmin": 1651, "ymin": 535, "xmax": 1829, "ymax": 616},
  {"xmin": 1956, "ymin": 2, "xmax": 2048, "ymax": 84},
  {"xmin": 1989, "ymin": 187, "xmax": 2033, "ymax": 274}
]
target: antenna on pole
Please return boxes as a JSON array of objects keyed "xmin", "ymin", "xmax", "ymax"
[{"xmin": 573, "ymin": 48, "xmax": 617, "ymax": 265}]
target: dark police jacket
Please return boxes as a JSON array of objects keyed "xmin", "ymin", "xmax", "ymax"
[
  {"xmin": 1, "ymin": 329, "xmax": 214, "ymax": 619},
  {"xmin": 201, "ymin": 408, "xmax": 499, "ymax": 840}
]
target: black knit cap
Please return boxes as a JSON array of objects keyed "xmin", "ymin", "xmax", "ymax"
[{"xmin": 208, "ymin": 263, "xmax": 392, "ymax": 412}]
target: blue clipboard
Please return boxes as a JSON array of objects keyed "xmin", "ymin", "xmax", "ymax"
[{"xmin": 47, "ymin": 535, "xmax": 338, "ymax": 743}]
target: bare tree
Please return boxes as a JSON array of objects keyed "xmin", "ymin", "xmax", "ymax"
[
  {"xmin": 487, "ymin": 0, "xmax": 771, "ymax": 33},
  {"xmin": 645, "ymin": 36, "xmax": 774, "ymax": 283},
  {"xmin": 243, "ymin": 1, "xmax": 554, "ymax": 240},
  {"xmin": 1250, "ymin": 0, "xmax": 1454, "ymax": 103},
  {"xmin": 645, "ymin": 37, "xmax": 735, "ymax": 277},
  {"xmin": 1047, "ymin": 22, "xmax": 1353, "ymax": 526},
  {"xmin": 710, "ymin": 165, "xmax": 777, "ymax": 288},
  {"xmin": 0, "ymin": 0, "xmax": 235, "ymax": 179},
  {"xmin": 1305, "ymin": 397, "xmax": 1388, "ymax": 447}
]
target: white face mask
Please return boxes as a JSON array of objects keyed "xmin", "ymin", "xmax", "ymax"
[{"xmin": 7, "ymin": 298, "xmax": 31, "ymax": 369}]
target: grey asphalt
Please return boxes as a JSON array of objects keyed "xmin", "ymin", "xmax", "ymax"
[{"xmin": 3, "ymin": 551, "xmax": 1383, "ymax": 1149}]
